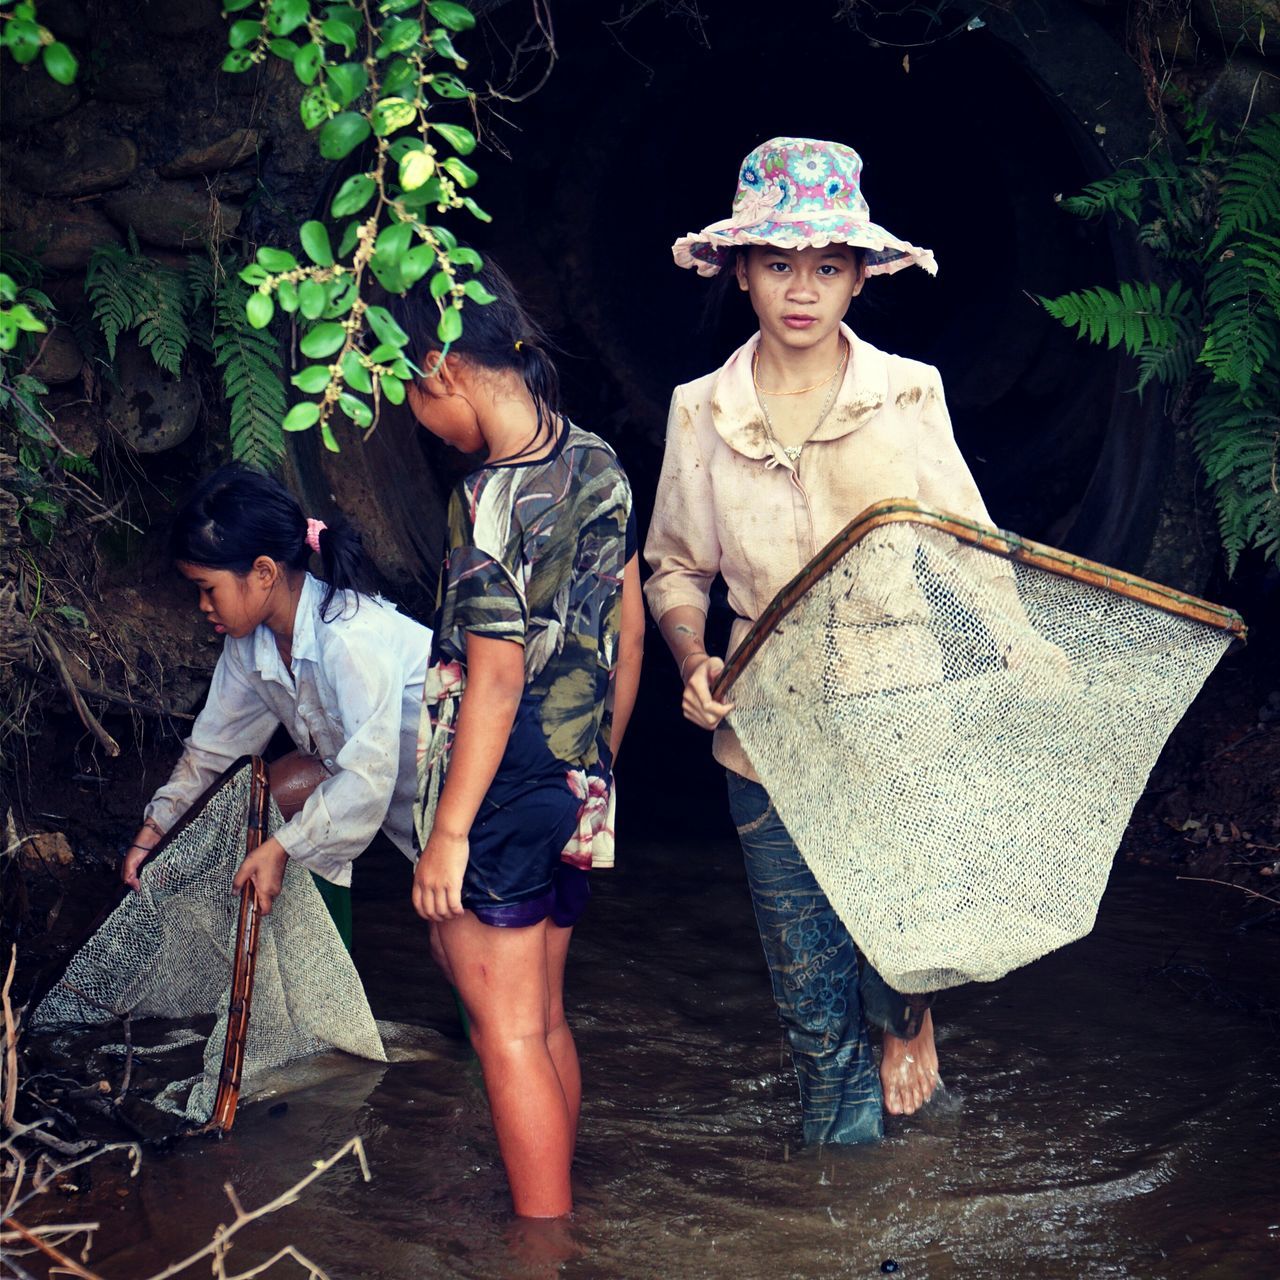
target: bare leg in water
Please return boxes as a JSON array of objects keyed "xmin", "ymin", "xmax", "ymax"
[
  {"xmin": 544, "ymin": 921, "xmax": 580, "ymax": 1149},
  {"xmin": 434, "ymin": 912, "xmax": 575, "ymax": 1218},
  {"xmin": 880, "ymin": 1008, "xmax": 941, "ymax": 1115}
]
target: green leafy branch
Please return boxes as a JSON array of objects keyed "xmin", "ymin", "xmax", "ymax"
[
  {"xmin": 1040, "ymin": 106, "xmax": 1280, "ymax": 572},
  {"xmin": 0, "ymin": 0, "xmax": 78, "ymax": 83},
  {"xmin": 0, "ymin": 263, "xmax": 98, "ymax": 543},
  {"xmin": 0, "ymin": 271, "xmax": 49, "ymax": 354},
  {"xmin": 221, "ymin": 0, "xmax": 492, "ymax": 451}
]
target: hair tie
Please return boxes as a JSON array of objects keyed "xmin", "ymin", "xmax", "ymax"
[
  {"xmin": 514, "ymin": 340, "xmax": 524, "ymax": 352},
  {"xmin": 305, "ymin": 518, "xmax": 327, "ymax": 554}
]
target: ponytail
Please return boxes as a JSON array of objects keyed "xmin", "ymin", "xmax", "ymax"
[
  {"xmin": 307, "ymin": 513, "xmax": 369, "ymax": 619},
  {"xmin": 392, "ymin": 252, "xmax": 563, "ymax": 458},
  {"xmin": 170, "ymin": 462, "xmax": 370, "ymax": 621}
]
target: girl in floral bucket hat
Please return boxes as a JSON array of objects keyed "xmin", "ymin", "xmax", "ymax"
[
  {"xmin": 672, "ymin": 135, "xmax": 937, "ymax": 278},
  {"xmin": 647, "ymin": 137, "xmax": 992, "ymax": 1145}
]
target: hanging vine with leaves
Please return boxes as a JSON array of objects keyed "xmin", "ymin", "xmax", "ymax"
[{"xmin": 221, "ymin": 0, "xmax": 490, "ymax": 452}]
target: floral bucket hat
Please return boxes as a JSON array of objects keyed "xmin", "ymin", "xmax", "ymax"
[{"xmin": 672, "ymin": 136, "xmax": 937, "ymax": 279}]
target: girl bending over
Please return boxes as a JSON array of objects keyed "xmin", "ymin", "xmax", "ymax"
[{"xmin": 121, "ymin": 464, "xmax": 431, "ymax": 944}]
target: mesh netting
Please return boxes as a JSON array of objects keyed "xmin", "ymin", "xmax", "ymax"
[
  {"xmin": 721, "ymin": 508, "xmax": 1240, "ymax": 994},
  {"xmin": 30, "ymin": 759, "xmax": 386, "ymax": 1124}
]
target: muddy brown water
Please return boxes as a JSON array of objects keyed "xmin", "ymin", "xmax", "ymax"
[{"xmin": 23, "ymin": 837, "xmax": 1280, "ymax": 1280}]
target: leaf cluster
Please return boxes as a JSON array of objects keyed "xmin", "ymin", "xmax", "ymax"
[
  {"xmin": 0, "ymin": 0, "xmax": 78, "ymax": 83},
  {"xmin": 220, "ymin": 1, "xmax": 490, "ymax": 450},
  {"xmin": 0, "ymin": 263, "xmax": 86, "ymax": 541},
  {"xmin": 0, "ymin": 275, "xmax": 97, "ymax": 543},
  {"xmin": 1040, "ymin": 109, "xmax": 1280, "ymax": 572},
  {"xmin": 0, "ymin": 270, "xmax": 49, "ymax": 353}
]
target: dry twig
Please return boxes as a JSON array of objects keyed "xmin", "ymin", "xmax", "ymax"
[
  {"xmin": 2, "ymin": 1215, "xmax": 104, "ymax": 1279},
  {"xmin": 2, "ymin": 945, "xmax": 18, "ymax": 1130},
  {"xmin": 33, "ymin": 626, "xmax": 121, "ymax": 757},
  {"xmin": 1176, "ymin": 875, "xmax": 1280, "ymax": 906}
]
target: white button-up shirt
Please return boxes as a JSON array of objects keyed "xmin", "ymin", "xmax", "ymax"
[{"xmin": 145, "ymin": 574, "xmax": 431, "ymax": 885}]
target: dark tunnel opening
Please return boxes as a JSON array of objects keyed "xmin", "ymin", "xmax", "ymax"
[
  {"xmin": 290, "ymin": 3, "xmax": 1159, "ymax": 836},
  {"xmin": 462, "ymin": 4, "xmax": 1127, "ymax": 553}
]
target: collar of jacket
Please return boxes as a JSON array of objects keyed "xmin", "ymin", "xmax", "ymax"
[
  {"xmin": 708, "ymin": 322, "xmax": 888, "ymax": 461},
  {"xmin": 252, "ymin": 571, "xmax": 322, "ymax": 682}
]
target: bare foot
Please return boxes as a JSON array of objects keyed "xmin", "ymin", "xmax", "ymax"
[{"xmin": 880, "ymin": 1008, "xmax": 941, "ymax": 1115}]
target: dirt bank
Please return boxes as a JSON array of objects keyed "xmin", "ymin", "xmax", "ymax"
[{"xmin": 1118, "ymin": 645, "xmax": 1280, "ymax": 922}]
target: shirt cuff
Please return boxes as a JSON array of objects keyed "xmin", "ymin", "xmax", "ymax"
[
  {"xmin": 274, "ymin": 822, "xmax": 355, "ymax": 888},
  {"xmin": 642, "ymin": 580, "xmax": 710, "ymax": 623},
  {"xmin": 143, "ymin": 798, "xmax": 180, "ymax": 833}
]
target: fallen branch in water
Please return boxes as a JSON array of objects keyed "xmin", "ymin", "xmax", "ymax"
[
  {"xmin": 142, "ymin": 1136, "xmax": 370, "ymax": 1280},
  {"xmin": 3, "ymin": 939, "xmax": 368, "ymax": 1279},
  {"xmin": 2, "ymin": 946, "xmax": 17, "ymax": 1130},
  {"xmin": 1176, "ymin": 875, "xmax": 1280, "ymax": 906},
  {"xmin": 1, "ymin": 1128, "xmax": 368, "ymax": 1280},
  {"xmin": 2, "ymin": 1214, "xmax": 103, "ymax": 1279}
]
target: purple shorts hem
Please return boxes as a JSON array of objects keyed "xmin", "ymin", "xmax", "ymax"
[{"xmin": 469, "ymin": 865, "xmax": 591, "ymax": 929}]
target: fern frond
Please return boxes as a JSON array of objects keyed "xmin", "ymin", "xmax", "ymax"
[
  {"xmin": 1173, "ymin": 91, "xmax": 1219, "ymax": 166},
  {"xmin": 58, "ymin": 451, "xmax": 99, "ymax": 476},
  {"xmin": 1133, "ymin": 332, "xmax": 1199, "ymax": 395},
  {"xmin": 85, "ymin": 246, "xmax": 139, "ymax": 359},
  {"xmin": 1191, "ymin": 379, "xmax": 1280, "ymax": 573},
  {"xmin": 1058, "ymin": 170, "xmax": 1144, "ymax": 223},
  {"xmin": 1040, "ymin": 280, "xmax": 1196, "ymax": 356},
  {"xmin": 1210, "ymin": 114, "xmax": 1280, "ymax": 254},
  {"xmin": 1237, "ymin": 228, "xmax": 1280, "ymax": 312},
  {"xmin": 134, "ymin": 266, "xmax": 190, "ymax": 376},
  {"xmin": 1199, "ymin": 245, "xmax": 1280, "ymax": 391},
  {"xmin": 86, "ymin": 245, "xmax": 193, "ymax": 373},
  {"xmin": 212, "ymin": 277, "xmax": 286, "ymax": 472},
  {"xmin": 185, "ymin": 257, "xmax": 217, "ymax": 312}
]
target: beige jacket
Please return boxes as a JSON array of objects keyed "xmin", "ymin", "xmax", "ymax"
[{"xmin": 643, "ymin": 323, "xmax": 993, "ymax": 780}]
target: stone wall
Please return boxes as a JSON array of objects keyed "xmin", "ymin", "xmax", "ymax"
[{"xmin": 1, "ymin": 0, "xmax": 323, "ymax": 453}]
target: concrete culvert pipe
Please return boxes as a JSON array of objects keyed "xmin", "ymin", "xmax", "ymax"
[{"xmin": 288, "ymin": 0, "xmax": 1203, "ymax": 605}]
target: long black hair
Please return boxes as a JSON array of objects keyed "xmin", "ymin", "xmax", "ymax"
[
  {"xmin": 392, "ymin": 252, "xmax": 562, "ymax": 461},
  {"xmin": 170, "ymin": 462, "xmax": 368, "ymax": 620}
]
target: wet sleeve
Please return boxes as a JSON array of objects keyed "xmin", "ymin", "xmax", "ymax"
[
  {"xmin": 143, "ymin": 645, "xmax": 279, "ymax": 832},
  {"xmin": 434, "ymin": 481, "xmax": 527, "ymax": 648},
  {"xmin": 643, "ymin": 388, "xmax": 722, "ymax": 622},
  {"xmin": 272, "ymin": 632, "xmax": 404, "ymax": 875},
  {"xmin": 442, "ymin": 544, "xmax": 527, "ymax": 645}
]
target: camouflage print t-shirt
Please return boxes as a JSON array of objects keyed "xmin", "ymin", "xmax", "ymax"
[{"xmin": 414, "ymin": 421, "xmax": 634, "ymax": 870}]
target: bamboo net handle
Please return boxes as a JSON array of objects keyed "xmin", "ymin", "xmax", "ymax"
[
  {"xmin": 196, "ymin": 756, "xmax": 269, "ymax": 1136},
  {"xmin": 715, "ymin": 498, "xmax": 1247, "ymax": 699}
]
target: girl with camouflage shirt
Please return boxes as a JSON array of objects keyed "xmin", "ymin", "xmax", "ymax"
[{"xmin": 396, "ymin": 259, "xmax": 643, "ymax": 1219}]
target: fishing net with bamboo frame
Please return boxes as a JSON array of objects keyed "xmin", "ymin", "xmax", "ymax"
[
  {"xmin": 715, "ymin": 499, "xmax": 1246, "ymax": 994},
  {"xmin": 28, "ymin": 757, "xmax": 386, "ymax": 1133}
]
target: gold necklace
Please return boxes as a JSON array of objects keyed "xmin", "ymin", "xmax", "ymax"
[
  {"xmin": 752, "ymin": 339, "xmax": 847, "ymax": 396},
  {"xmin": 757, "ymin": 342, "xmax": 848, "ymax": 464}
]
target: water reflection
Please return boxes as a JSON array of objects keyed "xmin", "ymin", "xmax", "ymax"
[{"xmin": 40, "ymin": 838, "xmax": 1280, "ymax": 1279}]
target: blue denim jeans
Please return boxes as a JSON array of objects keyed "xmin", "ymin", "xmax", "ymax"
[{"xmin": 726, "ymin": 769, "xmax": 930, "ymax": 1145}]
